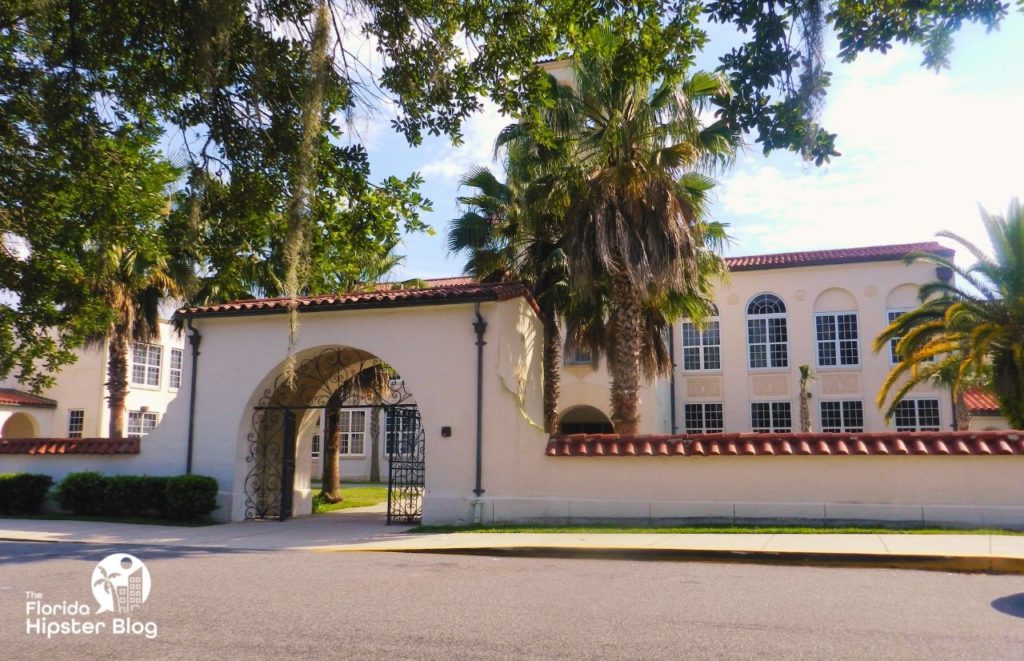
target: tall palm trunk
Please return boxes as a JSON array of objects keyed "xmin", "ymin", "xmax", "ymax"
[
  {"xmin": 541, "ymin": 307, "xmax": 562, "ymax": 434},
  {"xmin": 798, "ymin": 365, "xmax": 813, "ymax": 433},
  {"xmin": 106, "ymin": 330, "xmax": 130, "ymax": 439},
  {"xmin": 608, "ymin": 272, "xmax": 643, "ymax": 435},
  {"xmin": 953, "ymin": 388, "xmax": 971, "ymax": 431},
  {"xmin": 320, "ymin": 398, "xmax": 343, "ymax": 503},
  {"xmin": 369, "ymin": 406, "xmax": 381, "ymax": 483}
]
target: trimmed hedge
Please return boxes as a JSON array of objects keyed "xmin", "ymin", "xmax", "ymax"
[
  {"xmin": 56, "ymin": 472, "xmax": 217, "ymax": 521},
  {"xmin": 0, "ymin": 473, "xmax": 53, "ymax": 515}
]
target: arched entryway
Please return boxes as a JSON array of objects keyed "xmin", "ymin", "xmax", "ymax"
[
  {"xmin": 1, "ymin": 412, "xmax": 39, "ymax": 438},
  {"xmin": 244, "ymin": 345, "xmax": 424, "ymax": 524},
  {"xmin": 558, "ymin": 405, "xmax": 614, "ymax": 434}
]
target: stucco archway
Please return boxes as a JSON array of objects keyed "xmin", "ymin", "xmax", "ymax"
[
  {"xmin": 1, "ymin": 412, "xmax": 39, "ymax": 438},
  {"xmin": 240, "ymin": 345, "xmax": 423, "ymax": 523}
]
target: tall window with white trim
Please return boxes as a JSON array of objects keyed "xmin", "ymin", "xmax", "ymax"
[
  {"xmin": 130, "ymin": 342, "xmax": 162, "ymax": 387},
  {"xmin": 886, "ymin": 309, "xmax": 908, "ymax": 363},
  {"xmin": 169, "ymin": 348, "xmax": 183, "ymax": 389},
  {"xmin": 820, "ymin": 400, "xmax": 864, "ymax": 433},
  {"xmin": 67, "ymin": 409, "xmax": 85, "ymax": 438},
  {"xmin": 815, "ymin": 313, "xmax": 860, "ymax": 366},
  {"xmin": 127, "ymin": 410, "xmax": 158, "ymax": 436},
  {"xmin": 338, "ymin": 409, "xmax": 368, "ymax": 455},
  {"xmin": 683, "ymin": 403, "xmax": 724, "ymax": 433},
  {"xmin": 746, "ymin": 294, "xmax": 788, "ymax": 369},
  {"xmin": 893, "ymin": 399, "xmax": 941, "ymax": 431},
  {"xmin": 681, "ymin": 308, "xmax": 721, "ymax": 371},
  {"xmin": 750, "ymin": 402, "xmax": 792, "ymax": 433}
]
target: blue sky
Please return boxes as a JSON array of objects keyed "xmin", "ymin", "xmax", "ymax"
[{"xmin": 359, "ymin": 14, "xmax": 1024, "ymax": 280}]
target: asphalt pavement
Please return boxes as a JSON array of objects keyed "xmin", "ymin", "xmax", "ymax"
[{"xmin": 2, "ymin": 540, "xmax": 1024, "ymax": 660}]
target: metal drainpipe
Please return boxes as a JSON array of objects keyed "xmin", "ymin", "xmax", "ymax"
[
  {"xmin": 472, "ymin": 303, "xmax": 487, "ymax": 504},
  {"xmin": 669, "ymin": 325, "xmax": 678, "ymax": 434},
  {"xmin": 185, "ymin": 318, "xmax": 202, "ymax": 475}
]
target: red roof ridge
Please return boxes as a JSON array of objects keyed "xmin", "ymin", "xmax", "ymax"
[
  {"xmin": 964, "ymin": 388, "xmax": 1001, "ymax": 415},
  {"xmin": 0, "ymin": 388, "xmax": 58, "ymax": 408},
  {"xmin": 0, "ymin": 437, "xmax": 141, "ymax": 455},
  {"xmin": 546, "ymin": 430, "xmax": 1022, "ymax": 458},
  {"xmin": 177, "ymin": 280, "xmax": 537, "ymax": 318},
  {"xmin": 725, "ymin": 241, "xmax": 953, "ymax": 272}
]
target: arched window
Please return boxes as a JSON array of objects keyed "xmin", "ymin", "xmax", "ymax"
[{"xmin": 746, "ymin": 294, "xmax": 788, "ymax": 369}]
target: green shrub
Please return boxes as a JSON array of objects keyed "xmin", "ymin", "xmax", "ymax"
[
  {"xmin": 56, "ymin": 472, "xmax": 108, "ymax": 515},
  {"xmin": 0, "ymin": 473, "xmax": 53, "ymax": 515},
  {"xmin": 102, "ymin": 476, "xmax": 148, "ymax": 517},
  {"xmin": 163, "ymin": 475, "xmax": 218, "ymax": 520}
]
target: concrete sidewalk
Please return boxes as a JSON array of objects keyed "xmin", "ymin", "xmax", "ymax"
[{"xmin": 4, "ymin": 509, "xmax": 1024, "ymax": 573}]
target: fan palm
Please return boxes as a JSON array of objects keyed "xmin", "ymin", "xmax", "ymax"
[
  {"xmin": 874, "ymin": 199, "xmax": 1024, "ymax": 428},
  {"xmin": 87, "ymin": 244, "xmax": 187, "ymax": 438},
  {"xmin": 447, "ymin": 165, "xmax": 568, "ymax": 432},
  {"xmin": 539, "ymin": 31, "xmax": 738, "ymax": 433}
]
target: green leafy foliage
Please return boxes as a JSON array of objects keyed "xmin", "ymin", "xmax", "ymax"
[
  {"xmin": 162, "ymin": 475, "xmax": 219, "ymax": 521},
  {"xmin": 0, "ymin": 473, "xmax": 54, "ymax": 515},
  {"xmin": 54, "ymin": 472, "xmax": 216, "ymax": 521}
]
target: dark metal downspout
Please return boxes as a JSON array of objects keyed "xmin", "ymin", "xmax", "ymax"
[
  {"xmin": 669, "ymin": 325, "xmax": 678, "ymax": 434},
  {"xmin": 472, "ymin": 303, "xmax": 487, "ymax": 497},
  {"xmin": 185, "ymin": 318, "xmax": 202, "ymax": 475}
]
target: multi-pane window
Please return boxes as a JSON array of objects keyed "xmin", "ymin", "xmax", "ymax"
[
  {"xmin": 169, "ymin": 348, "xmax": 183, "ymax": 389},
  {"xmin": 751, "ymin": 402, "xmax": 792, "ymax": 433},
  {"xmin": 130, "ymin": 342, "xmax": 162, "ymax": 387},
  {"xmin": 747, "ymin": 294, "xmax": 788, "ymax": 369},
  {"xmin": 815, "ymin": 313, "xmax": 860, "ymax": 367},
  {"xmin": 338, "ymin": 409, "xmax": 367, "ymax": 455},
  {"xmin": 67, "ymin": 409, "xmax": 84, "ymax": 438},
  {"xmin": 127, "ymin": 410, "xmax": 158, "ymax": 436},
  {"xmin": 820, "ymin": 400, "xmax": 864, "ymax": 433},
  {"xmin": 311, "ymin": 432, "xmax": 321, "ymax": 458},
  {"xmin": 683, "ymin": 403, "xmax": 724, "ymax": 434},
  {"xmin": 386, "ymin": 408, "xmax": 420, "ymax": 455},
  {"xmin": 893, "ymin": 399, "xmax": 941, "ymax": 432},
  {"xmin": 682, "ymin": 315, "xmax": 721, "ymax": 371}
]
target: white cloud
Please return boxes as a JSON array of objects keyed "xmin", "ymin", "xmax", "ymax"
[
  {"xmin": 716, "ymin": 45, "xmax": 1024, "ymax": 261},
  {"xmin": 419, "ymin": 102, "xmax": 511, "ymax": 183}
]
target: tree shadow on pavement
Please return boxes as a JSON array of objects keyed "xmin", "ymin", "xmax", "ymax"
[
  {"xmin": 991, "ymin": 593, "xmax": 1024, "ymax": 619},
  {"xmin": 0, "ymin": 541, "xmax": 263, "ymax": 567}
]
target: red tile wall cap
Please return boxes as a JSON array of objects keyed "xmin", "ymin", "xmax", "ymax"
[
  {"xmin": 724, "ymin": 241, "xmax": 953, "ymax": 272},
  {"xmin": 177, "ymin": 280, "xmax": 538, "ymax": 318},
  {"xmin": 964, "ymin": 388, "xmax": 1001, "ymax": 415},
  {"xmin": 0, "ymin": 388, "xmax": 58, "ymax": 408},
  {"xmin": 0, "ymin": 437, "xmax": 141, "ymax": 455},
  {"xmin": 545, "ymin": 431, "xmax": 1023, "ymax": 458}
]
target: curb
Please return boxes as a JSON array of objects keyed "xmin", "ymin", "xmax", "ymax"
[{"xmin": 320, "ymin": 545, "xmax": 1024, "ymax": 574}]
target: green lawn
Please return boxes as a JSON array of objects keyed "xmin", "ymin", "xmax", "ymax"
[
  {"xmin": 312, "ymin": 483, "xmax": 388, "ymax": 513},
  {"xmin": 413, "ymin": 523, "xmax": 1024, "ymax": 536}
]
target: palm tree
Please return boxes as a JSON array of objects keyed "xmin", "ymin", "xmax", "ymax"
[
  {"xmin": 538, "ymin": 30, "xmax": 738, "ymax": 433},
  {"xmin": 874, "ymin": 199, "xmax": 1024, "ymax": 428},
  {"xmin": 87, "ymin": 245, "xmax": 186, "ymax": 438},
  {"xmin": 798, "ymin": 365, "xmax": 815, "ymax": 432},
  {"xmin": 447, "ymin": 166, "xmax": 569, "ymax": 433}
]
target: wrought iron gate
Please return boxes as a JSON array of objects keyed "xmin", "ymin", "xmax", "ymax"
[
  {"xmin": 386, "ymin": 406, "xmax": 425, "ymax": 524},
  {"xmin": 245, "ymin": 346, "xmax": 423, "ymax": 522}
]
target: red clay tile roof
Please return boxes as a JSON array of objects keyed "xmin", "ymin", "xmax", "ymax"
[
  {"xmin": 0, "ymin": 437, "xmax": 141, "ymax": 455},
  {"xmin": 546, "ymin": 431, "xmax": 1023, "ymax": 458},
  {"xmin": 0, "ymin": 388, "xmax": 57, "ymax": 408},
  {"xmin": 178, "ymin": 281, "xmax": 534, "ymax": 318},
  {"xmin": 724, "ymin": 242, "xmax": 954, "ymax": 272},
  {"xmin": 964, "ymin": 389, "xmax": 1002, "ymax": 415}
]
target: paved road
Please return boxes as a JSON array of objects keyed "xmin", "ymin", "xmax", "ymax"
[{"xmin": 2, "ymin": 541, "xmax": 1024, "ymax": 660}]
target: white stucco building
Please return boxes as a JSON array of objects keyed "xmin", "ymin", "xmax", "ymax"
[
  {"xmin": 0, "ymin": 320, "xmax": 186, "ymax": 441},
  {"xmin": 3, "ymin": 241, "xmax": 1022, "ymax": 528}
]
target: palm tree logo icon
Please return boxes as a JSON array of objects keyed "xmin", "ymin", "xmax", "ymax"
[{"xmin": 91, "ymin": 554, "xmax": 152, "ymax": 614}]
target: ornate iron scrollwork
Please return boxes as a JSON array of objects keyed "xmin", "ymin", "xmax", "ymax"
[
  {"xmin": 244, "ymin": 346, "xmax": 423, "ymax": 522},
  {"xmin": 386, "ymin": 407, "xmax": 425, "ymax": 524}
]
